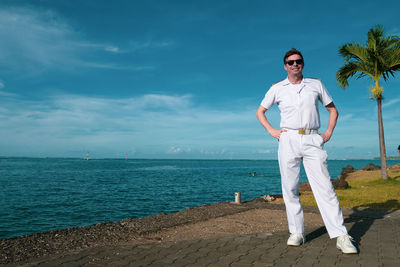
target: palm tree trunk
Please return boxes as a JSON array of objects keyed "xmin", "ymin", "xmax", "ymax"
[{"xmin": 377, "ymin": 97, "xmax": 388, "ymax": 179}]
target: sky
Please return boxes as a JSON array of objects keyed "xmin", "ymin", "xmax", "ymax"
[{"xmin": 0, "ymin": 0, "xmax": 399, "ymax": 160}]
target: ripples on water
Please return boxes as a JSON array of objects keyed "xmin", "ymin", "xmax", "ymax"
[{"xmin": 0, "ymin": 157, "xmax": 398, "ymax": 239}]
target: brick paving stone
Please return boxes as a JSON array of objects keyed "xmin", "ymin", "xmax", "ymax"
[
  {"xmin": 258, "ymin": 241, "xmax": 285, "ymax": 262},
  {"xmin": 232, "ymin": 259, "xmax": 256, "ymax": 266},
  {"xmin": 274, "ymin": 257, "xmax": 299, "ymax": 266},
  {"xmin": 356, "ymin": 261, "xmax": 383, "ymax": 267},
  {"xmin": 229, "ymin": 262, "xmax": 253, "ymax": 267},
  {"xmin": 252, "ymin": 262, "xmax": 274, "ymax": 267},
  {"xmin": 221, "ymin": 250, "xmax": 248, "ymax": 261},
  {"xmin": 171, "ymin": 256, "xmax": 199, "ymax": 266},
  {"xmin": 245, "ymin": 250, "xmax": 263, "ymax": 261},
  {"xmin": 257, "ymin": 254, "xmax": 276, "ymax": 265},
  {"xmin": 336, "ymin": 254, "xmax": 361, "ymax": 267},
  {"xmin": 380, "ymin": 259, "xmax": 399, "ymax": 267},
  {"xmin": 215, "ymin": 245, "xmax": 239, "ymax": 254},
  {"xmin": 295, "ymin": 256, "xmax": 319, "ymax": 266},
  {"xmin": 35, "ymin": 262, "xmax": 58, "ymax": 267},
  {"xmin": 96, "ymin": 258, "xmax": 132, "ymax": 267},
  {"xmin": 315, "ymin": 252, "xmax": 339, "ymax": 267},
  {"xmin": 358, "ymin": 255, "xmax": 382, "ymax": 267},
  {"xmin": 213, "ymin": 254, "xmax": 241, "ymax": 266},
  {"xmin": 255, "ymin": 242, "xmax": 274, "ymax": 251},
  {"xmin": 204, "ymin": 243, "xmax": 223, "ymax": 252},
  {"xmin": 304, "ymin": 241, "xmax": 327, "ymax": 256},
  {"xmin": 234, "ymin": 253, "xmax": 257, "ymax": 265},
  {"xmin": 191, "ymin": 255, "xmax": 218, "ymax": 266},
  {"xmin": 205, "ymin": 251, "xmax": 226, "ymax": 262}
]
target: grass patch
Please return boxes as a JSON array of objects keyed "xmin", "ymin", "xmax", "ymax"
[{"xmin": 299, "ymin": 169, "xmax": 400, "ymax": 210}]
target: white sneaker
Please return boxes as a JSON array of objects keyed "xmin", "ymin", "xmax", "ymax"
[
  {"xmin": 287, "ymin": 233, "xmax": 305, "ymax": 246},
  {"xmin": 336, "ymin": 235, "xmax": 357, "ymax": 254}
]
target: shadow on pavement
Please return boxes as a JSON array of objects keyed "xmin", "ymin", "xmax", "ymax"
[
  {"xmin": 346, "ymin": 199, "xmax": 398, "ymax": 245},
  {"xmin": 305, "ymin": 199, "xmax": 399, "ymax": 247}
]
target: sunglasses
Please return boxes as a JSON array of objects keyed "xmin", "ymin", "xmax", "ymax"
[{"xmin": 285, "ymin": 59, "xmax": 304, "ymax": 66}]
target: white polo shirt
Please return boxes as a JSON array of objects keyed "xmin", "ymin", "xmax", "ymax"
[{"xmin": 260, "ymin": 77, "xmax": 333, "ymax": 130}]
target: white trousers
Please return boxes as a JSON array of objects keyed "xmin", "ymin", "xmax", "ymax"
[{"xmin": 278, "ymin": 131, "xmax": 347, "ymax": 238}]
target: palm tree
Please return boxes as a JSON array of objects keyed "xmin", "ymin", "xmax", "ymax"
[{"xmin": 336, "ymin": 25, "xmax": 400, "ymax": 179}]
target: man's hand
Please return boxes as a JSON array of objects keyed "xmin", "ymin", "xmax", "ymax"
[
  {"xmin": 256, "ymin": 106, "xmax": 287, "ymax": 140},
  {"xmin": 320, "ymin": 131, "xmax": 332, "ymax": 143},
  {"xmin": 270, "ymin": 128, "xmax": 287, "ymax": 140}
]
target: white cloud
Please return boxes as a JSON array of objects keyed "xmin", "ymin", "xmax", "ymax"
[
  {"xmin": 0, "ymin": 92, "xmax": 267, "ymax": 158},
  {"xmin": 255, "ymin": 149, "xmax": 273, "ymax": 154},
  {"xmin": 0, "ymin": 91, "xmax": 18, "ymax": 97},
  {"xmin": 104, "ymin": 46, "xmax": 120, "ymax": 53},
  {"xmin": 339, "ymin": 113, "xmax": 353, "ymax": 121},
  {"xmin": 167, "ymin": 146, "xmax": 191, "ymax": 154},
  {"xmin": 382, "ymin": 97, "xmax": 400, "ymax": 108},
  {"xmin": 128, "ymin": 40, "xmax": 175, "ymax": 52},
  {"xmin": 49, "ymin": 93, "xmax": 192, "ymax": 113},
  {"xmin": 73, "ymin": 42, "xmax": 124, "ymax": 54},
  {"xmin": 0, "ymin": 7, "xmax": 76, "ymax": 71},
  {"xmin": 167, "ymin": 147, "xmax": 182, "ymax": 154},
  {"xmin": 0, "ymin": 7, "xmax": 162, "ymax": 73}
]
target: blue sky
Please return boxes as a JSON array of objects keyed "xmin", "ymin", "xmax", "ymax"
[{"xmin": 0, "ymin": 0, "xmax": 399, "ymax": 159}]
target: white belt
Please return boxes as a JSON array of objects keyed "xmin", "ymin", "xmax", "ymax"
[{"xmin": 284, "ymin": 128, "xmax": 318, "ymax": 135}]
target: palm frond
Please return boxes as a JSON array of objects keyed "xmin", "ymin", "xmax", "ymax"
[
  {"xmin": 379, "ymin": 43, "xmax": 400, "ymax": 80},
  {"xmin": 338, "ymin": 43, "xmax": 368, "ymax": 63},
  {"xmin": 336, "ymin": 62, "xmax": 370, "ymax": 88},
  {"xmin": 337, "ymin": 25, "xmax": 400, "ymax": 91},
  {"xmin": 367, "ymin": 25, "xmax": 385, "ymax": 50}
]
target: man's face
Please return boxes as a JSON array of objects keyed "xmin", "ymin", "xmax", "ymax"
[{"xmin": 284, "ymin": 54, "xmax": 304, "ymax": 76}]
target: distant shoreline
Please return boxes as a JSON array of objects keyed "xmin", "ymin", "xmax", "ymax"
[{"xmin": 1, "ymin": 156, "xmax": 400, "ymax": 160}]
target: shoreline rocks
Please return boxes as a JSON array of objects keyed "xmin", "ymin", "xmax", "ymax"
[
  {"xmin": 360, "ymin": 163, "xmax": 381, "ymax": 171},
  {"xmin": 299, "ymin": 161, "xmax": 392, "ymax": 193},
  {"xmin": 340, "ymin": 165, "xmax": 356, "ymax": 179},
  {"xmin": 300, "ymin": 164, "xmax": 358, "ymax": 192}
]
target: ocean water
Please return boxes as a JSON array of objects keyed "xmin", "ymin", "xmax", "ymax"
[{"xmin": 1, "ymin": 157, "xmax": 398, "ymax": 239}]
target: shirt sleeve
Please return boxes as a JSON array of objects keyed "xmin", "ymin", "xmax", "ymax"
[
  {"xmin": 260, "ymin": 86, "xmax": 276, "ymax": 109},
  {"xmin": 319, "ymin": 81, "xmax": 333, "ymax": 106}
]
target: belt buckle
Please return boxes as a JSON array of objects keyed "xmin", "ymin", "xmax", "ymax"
[{"xmin": 298, "ymin": 128, "xmax": 306, "ymax": 135}]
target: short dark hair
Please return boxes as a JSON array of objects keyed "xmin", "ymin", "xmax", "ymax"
[{"xmin": 283, "ymin": 48, "xmax": 304, "ymax": 63}]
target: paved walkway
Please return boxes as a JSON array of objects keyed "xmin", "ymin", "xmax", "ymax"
[{"xmin": 12, "ymin": 208, "xmax": 400, "ymax": 267}]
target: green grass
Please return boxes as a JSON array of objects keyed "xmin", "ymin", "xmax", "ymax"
[{"xmin": 300, "ymin": 169, "xmax": 400, "ymax": 210}]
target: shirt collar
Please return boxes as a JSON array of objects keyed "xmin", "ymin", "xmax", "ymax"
[{"xmin": 282, "ymin": 77, "xmax": 305, "ymax": 86}]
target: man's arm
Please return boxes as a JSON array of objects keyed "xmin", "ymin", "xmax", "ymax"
[
  {"xmin": 256, "ymin": 105, "xmax": 286, "ymax": 140},
  {"xmin": 320, "ymin": 102, "xmax": 338, "ymax": 143}
]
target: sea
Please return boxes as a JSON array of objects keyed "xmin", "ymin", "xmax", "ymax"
[{"xmin": 1, "ymin": 157, "xmax": 399, "ymax": 239}]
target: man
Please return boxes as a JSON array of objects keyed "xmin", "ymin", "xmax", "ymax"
[{"xmin": 256, "ymin": 48, "xmax": 357, "ymax": 254}]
